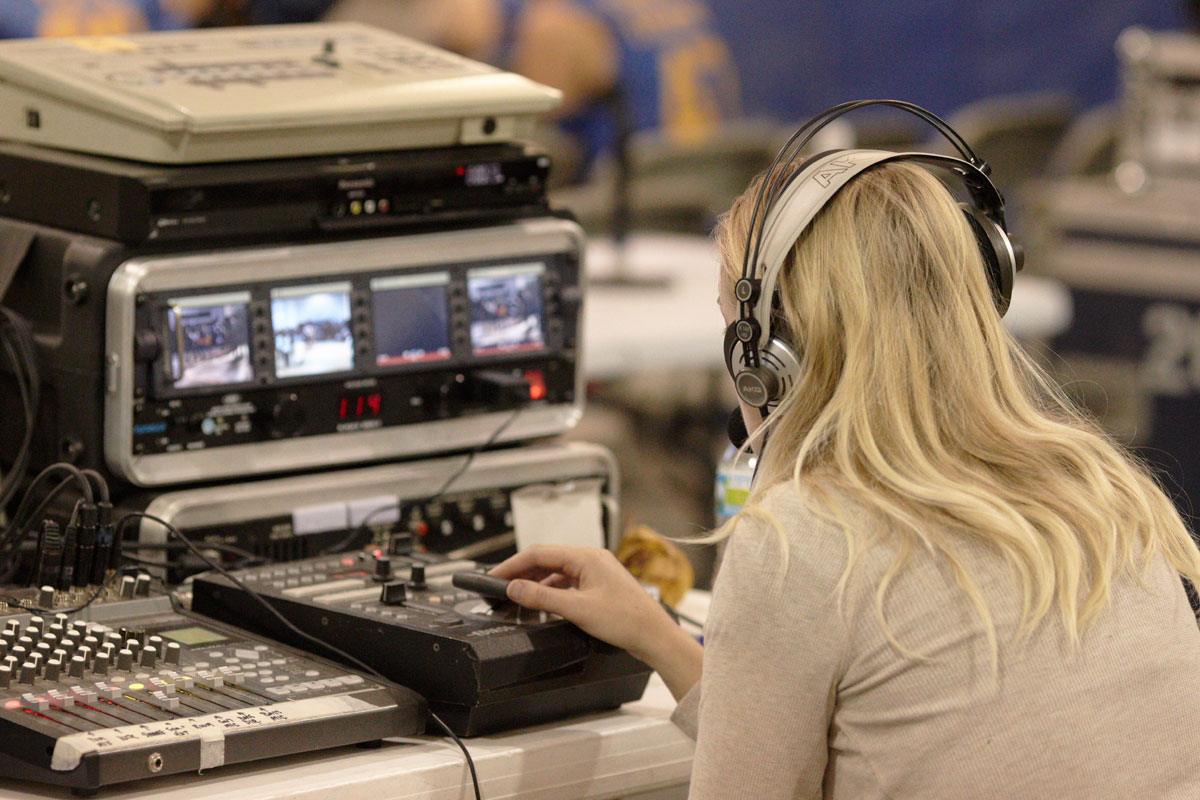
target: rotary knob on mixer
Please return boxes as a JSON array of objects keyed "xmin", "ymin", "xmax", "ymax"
[
  {"xmin": 164, "ymin": 642, "xmax": 181, "ymax": 665},
  {"xmin": 140, "ymin": 646, "xmax": 157, "ymax": 668},
  {"xmin": 117, "ymin": 649, "xmax": 134, "ymax": 671}
]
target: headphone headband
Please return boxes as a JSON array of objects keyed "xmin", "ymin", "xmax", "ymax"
[
  {"xmin": 748, "ymin": 149, "xmax": 1005, "ymax": 351},
  {"xmin": 726, "ymin": 99, "xmax": 1023, "ymax": 412}
]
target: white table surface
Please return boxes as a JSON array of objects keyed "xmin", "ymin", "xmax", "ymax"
[
  {"xmin": 583, "ymin": 234, "xmax": 1074, "ymax": 379},
  {"xmin": 1, "ymin": 590, "xmax": 716, "ymax": 800}
]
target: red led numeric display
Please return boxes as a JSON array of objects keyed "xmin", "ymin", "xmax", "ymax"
[{"xmin": 338, "ymin": 392, "xmax": 382, "ymax": 420}]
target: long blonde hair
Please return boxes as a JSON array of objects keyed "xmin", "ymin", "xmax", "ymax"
[{"xmin": 715, "ymin": 161, "xmax": 1200, "ymax": 656}]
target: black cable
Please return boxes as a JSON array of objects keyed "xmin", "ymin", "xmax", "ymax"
[
  {"xmin": 129, "ymin": 540, "xmax": 265, "ymax": 563},
  {"xmin": 0, "ymin": 308, "xmax": 38, "ymax": 510},
  {"xmin": 320, "ymin": 408, "xmax": 523, "ymax": 558},
  {"xmin": 0, "ymin": 564, "xmax": 130, "ymax": 615},
  {"xmin": 81, "ymin": 469, "xmax": 110, "ymax": 503},
  {"xmin": 119, "ymin": 511, "xmax": 484, "ymax": 800},
  {"xmin": 428, "ymin": 712, "xmax": 482, "ymax": 800},
  {"xmin": 0, "ymin": 475, "xmax": 76, "ymax": 582}
]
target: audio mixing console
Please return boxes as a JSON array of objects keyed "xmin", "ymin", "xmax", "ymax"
[{"xmin": 0, "ymin": 594, "xmax": 424, "ymax": 795}]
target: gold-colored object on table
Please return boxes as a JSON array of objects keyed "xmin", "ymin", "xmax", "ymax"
[{"xmin": 617, "ymin": 525, "xmax": 694, "ymax": 608}]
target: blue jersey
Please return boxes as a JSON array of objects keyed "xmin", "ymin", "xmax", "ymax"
[{"xmin": 500, "ymin": 0, "xmax": 740, "ymax": 175}]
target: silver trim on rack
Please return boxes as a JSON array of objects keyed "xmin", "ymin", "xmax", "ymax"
[{"xmin": 105, "ymin": 217, "xmax": 587, "ymax": 486}]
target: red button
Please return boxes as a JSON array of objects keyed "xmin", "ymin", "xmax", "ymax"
[{"xmin": 524, "ymin": 370, "xmax": 547, "ymax": 401}]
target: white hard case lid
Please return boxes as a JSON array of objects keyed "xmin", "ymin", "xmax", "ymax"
[{"xmin": 0, "ymin": 22, "xmax": 561, "ymax": 162}]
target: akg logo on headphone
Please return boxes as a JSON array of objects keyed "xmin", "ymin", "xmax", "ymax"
[
  {"xmin": 735, "ymin": 372, "xmax": 769, "ymax": 406},
  {"xmin": 812, "ymin": 157, "xmax": 858, "ymax": 188}
]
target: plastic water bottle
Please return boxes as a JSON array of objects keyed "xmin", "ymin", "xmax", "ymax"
[{"xmin": 713, "ymin": 445, "xmax": 755, "ymax": 525}]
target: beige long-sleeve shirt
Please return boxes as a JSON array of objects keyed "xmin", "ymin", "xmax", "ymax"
[{"xmin": 671, "ymin": 482, "xmax": 1200, "ymax": 799}]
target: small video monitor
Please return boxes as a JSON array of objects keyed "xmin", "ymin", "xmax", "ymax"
[
  {"xmin": 371, "ymin": 272, "xmax": 452, "ymax": 366},
  {"xmin": 270, "ymin": 282, "xmax": 355, "ymax": 378},
  {"xmin": 166, "ymin": 291, "xmax": 254, "ymax": 390},
  {"xmin": 467, "ymin": 262, "xmax": 546, "ymax": 356}
]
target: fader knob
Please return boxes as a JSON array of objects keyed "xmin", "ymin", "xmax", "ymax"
[
  {"xmin": 117, "ymin": 649, "xmax": 133, "ymax": 671},
  {"xmin": 164, "ymin": 642, "xmax": 181, "ymax": 665},
  {"xmin": 140, "ymin": 646, "xmax": 157, "ymax": 668},
  {"xmin": 380, "ymin": 582, "xmax": 407, "ymax": 606}
]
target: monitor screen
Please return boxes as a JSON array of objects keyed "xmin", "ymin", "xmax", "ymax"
[
  {"xmin": 270, "ymin": 282, "xmax": 354, "ymax": 378},
  {"xmin": 467, "ymin": 262, "xmax": 546, "ymax": 356},
  {"xmin": 166, "ymin": 291, "xmax": 254, "ymax": 390},
  {"xmin": 371, "ymin": 273, "xmax": 452, "ymax": 366}
]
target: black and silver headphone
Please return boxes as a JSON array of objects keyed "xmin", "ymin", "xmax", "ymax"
[{"xmin": 724, "ymin": 99, "xmax": 1025, "ymax": 414}]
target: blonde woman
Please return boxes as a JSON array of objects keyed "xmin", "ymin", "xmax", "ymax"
[{"xmin": 492, "ymin": 148, "xmax": 1200, "ymax": 797}]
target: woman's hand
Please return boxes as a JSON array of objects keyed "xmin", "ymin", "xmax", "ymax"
[{"xmin": 489, "ymin": 544, "xmax": 703, "ymax": 699}]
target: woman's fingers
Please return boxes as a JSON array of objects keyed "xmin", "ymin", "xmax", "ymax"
[
  {"xmin": 506, "ymin": 579, "xmax": 584, "ymax": 619},
  {"xmin": 488, "ymin": 543, "xmax": 593, "ymax": 581}
]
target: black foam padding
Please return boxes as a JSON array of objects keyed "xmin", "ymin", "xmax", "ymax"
[{"xmin": 727, "ymin": 408, "xmax": 749, "ymax": 449}]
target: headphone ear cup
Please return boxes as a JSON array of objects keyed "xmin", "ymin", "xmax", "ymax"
[
  {"xmin": 732, "ymin": 335, "xmax": 802, "ymax": 410},
  {"xmin": 960, "ymin": 203, "xmax": 1017, "ymax": 315}
]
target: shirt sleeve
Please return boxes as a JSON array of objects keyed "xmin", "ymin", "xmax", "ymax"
[{"xmin": 687, "ymin": 503, "xmax": 851, "ymax": 800}]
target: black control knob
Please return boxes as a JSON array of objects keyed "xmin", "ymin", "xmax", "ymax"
[
  {"xmin": 373, "ymin": 556, "xmax": 392, "ymax": 582},
  {"xmin": 134, "ymin": 330, "xmax": 161, "ymax": 362},
  {"xmin": 19, "ymin": 662, "xmax": 35, "ymax": 684},
  {"xmin": 117, "ymin": 649, "xmax": 134, "ymax": 671},
  {"xmin": 43, "ymin": 660, "xmax": 60, "ymax": 682},
  {"xmin": 268, "ymin": 393, "xmax": 305, "ymax": 438},
  {"xmin": 409, "ymin": 564, "xmax": 427, "ymax": 591},
  {"xmin": 93, "ymin": 652, "xmax": 110, "ymax": 675},
  {"xmin": 164, "ymin": 642, "xmax": 181, "ymax": 665},
  {"xmin": 380, "ymin": 582, "xmax": 407, "ymax": 606}
]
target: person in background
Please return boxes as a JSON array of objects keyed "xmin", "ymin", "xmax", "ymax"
[
  {"xmin": 490, "ymin": 158, "xmax": 1200, "ymax": 797},
  {"xmin": 0, "ymin": 0, "xmax": 333, "ymax": 39},
  {"xmin": 322, "ymin": 0, "xmax": 741, "ymax": 181}
]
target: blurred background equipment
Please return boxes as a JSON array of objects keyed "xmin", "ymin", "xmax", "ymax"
[{"xmin": 1027, "ymin": 26, "xmax": 1200, "ymax": 529}]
